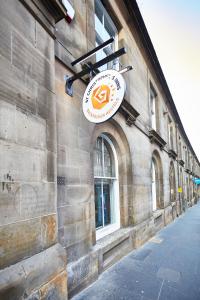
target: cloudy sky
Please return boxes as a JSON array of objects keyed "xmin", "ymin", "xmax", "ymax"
[{"xmin": 137, "ymin": 0, "xmax": 200, "ymax": 160}]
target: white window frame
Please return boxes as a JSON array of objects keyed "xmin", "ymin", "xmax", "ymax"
[{"xmin": 94, "ymin": 134, "xmax": 120, "ymax": 240}]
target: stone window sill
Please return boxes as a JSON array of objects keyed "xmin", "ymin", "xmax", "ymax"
[{"xmin": 153, "ymin": 209, "xmax": 164, "ymax": 220}]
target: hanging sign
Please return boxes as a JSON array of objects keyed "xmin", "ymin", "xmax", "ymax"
[
  {"xmin": 82, "ymin": 69, "xmax": 125, "ymax": 123},
  {"xmin": 178, "ymin": 187, "xmax": 182, "ymax": 193}
]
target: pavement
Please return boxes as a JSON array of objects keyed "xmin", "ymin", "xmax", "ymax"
[{"xmin": 72, "ymin": 202, "xmax": 200, "ymax": 300}]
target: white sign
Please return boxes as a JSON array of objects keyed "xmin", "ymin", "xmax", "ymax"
[{"xmin": 82, "ymin": 69, "xmax": 125, "ymax": 123}]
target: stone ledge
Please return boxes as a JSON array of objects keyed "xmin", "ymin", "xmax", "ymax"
[
  {"xmin": 119, "ymin": 100, "xmax": 140, "ymax": 126},
  {"xmin": 149, "ymin": 129, "xmax": 167, "ymax": 149},
  {"xmin": 168, "ymin": 149, "xmax": 177, "ymax": 160},
  {"xmin": 96, "ymin": 227, "xmax": 134, "ymax": 253},
  {"xmin": 153, "ymin": 209, "xmax": 164, "ymax": 220},
  {"xmin": 0, "ymin": 243, "xmax": 67, "ymax": 300},
  {"xmin": 178, "ymin": 159, "xmax": 185, "ymax": 167}
]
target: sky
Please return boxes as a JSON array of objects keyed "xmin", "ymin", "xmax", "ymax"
[{"xmin": 137, "ymin": 0, "xmax": 200, "ymax": 160}]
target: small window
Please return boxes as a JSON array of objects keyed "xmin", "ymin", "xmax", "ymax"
[
  {"xmin": 169, "ymin": 162, "xmax": 176, "ymax": 202},
  {"xmin": 95, "ymin": 0, "xmax": 118, "ymax": 71},
  {"xmin": 168, "ymin": 118, "xmax": 174, "ymax": 149},
  {"xmin": 94, "ymin": 135, "xmax": 120, "ymax": 239},
  {"xmin": 178, "ymin": 139, "xmax": 182, "ymax": 159},
  {"xmin": 151, "ymin": 153, "xmax": 163, "ymax": 211},
  {"xmin": 152, "ymin": 159, "xmax": 157, "ymax": 211},
  {"xmin": 150, "ymin": 85, "xmax": 158, "ymax": 131}
]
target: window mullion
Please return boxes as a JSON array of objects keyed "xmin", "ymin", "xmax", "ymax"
[
  {"xmin": 102, "ymin": 138, "xmax": 105, "ymax": 177},
  {"xmin": 101, "ymin": 180, "xmax": 104, "ymax": 227}
]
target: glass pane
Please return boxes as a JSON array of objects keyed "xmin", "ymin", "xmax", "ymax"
[
  {"xmin": 104, "ymin": 139, "xmax": 115, "ymax": 177},
  {"xmin": 103, "ymin": 183, "xmax": 111, "ymax": 225},
  {"xmin": 94, "ymin": 137, "xmax": 103, "ymax": 177},
  {"xmin": 104, "ymin": 16, "xmax": 115, "ymax": 37},
  {"xmin": 152, "ymin": 160, "xmax": 157, "ymax": 210},
  {"xmin": 95, "ymin": 183, "xmax": 103, "ymax": 228},
  {"xmin": 95, "ymin": 0, "xmax": 103, "ymax": 23}
]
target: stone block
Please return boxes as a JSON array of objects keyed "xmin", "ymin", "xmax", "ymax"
[
  {"xmin": 36, "ymin": 22, "xmax": 54, "ymax": 62},
  {"xmin": 66, "ymin": 185, "xmax": 92, "ymax": 204},
  {"xmin": 0, "ymin": 140, "xmax": 47, "ymax": 182},
  {"xmin": 16, "ymin": 183, "xmax": 55, "ymax": 221},
  {"xmin": 0, "ymin": 100, "xmax": 16, "ymax": 142},
  {"xmin": 78, "ymin": 127, "xmax": 92, "ymax": 152},
  {"xmin": 15, "ymin": 109, "xmax": 46, "ymax": 149},
  {"xmin": 67, "ymin": 250, "xmax": 98, "ymax": 298},
  {"xmin": 66, "ymin": 238, "xmax": 92, "ymax": 263},
  {"xmin": 0, "ymin": 218, "xmax": 41, "ymax": 269},
  {"xmin": 58, "ymin": 204, "xmax": 84, "ymax": 227},
  {"xmin": 57, "ymin": 185, "xmax": 67, "ymax": 206},
  {"xmin": 58, "ymin": 166, "xmax": 80, "ymax": 185},
  {"xmin": 55, "ymin": 10, "xmax": 87, "ymax": 60},
  {"xmin": 57, "ymin": 121, "xmax": 78, "ymax": 148},
  {"xmin": 58, "ymin": 145, "xmax": 68, "ymax": 166},
  {"xmin": 40, "ymin": 271, "xmax": 67, "ymax": 300},
  {"xmin": 41, "ymin": 215, "xmax": 57, "ymax": 249},
  {"xmin": 0, "ymin": 182, "xmax": 56, "ymax": 226},
  {"xmin": 62, "ymin": 224, "xmax": 77, "ymax": 247},
  {"xmin": 0, "ymin": 0, "xmax": 36, "ymax": 46},
  {"xmin": 76, "ymin": 220, "xmax": 92, "ymax": 241},
  {"xmin": 0, "ymin": 56, "xmax": 37, "ymax": 113},
  {"xmin": 0, "ymin": 16, "xmax": 11, "ymax": 61},
  {"xmin": 12, "ymin": 31, "xmax": 54, "ymax": 92},
  {"xmin": 47, "ymin": 151, "xmax": 56, "ymax": 182},
  {"xmin": 0, "ymin": 182, "xmax": 21, "ymax": 226},
  {"xmin": 0, "ymin": 244, "xmax": 67, "ymax": 300},
  {"xmin": 36, "ymin": 86, "xmax": 56, "ymax": 153}
]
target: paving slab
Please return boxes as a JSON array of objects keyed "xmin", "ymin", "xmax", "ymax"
[{"xmin": 72, "ymin": 202, "xmax": 200, "ymax": 300}]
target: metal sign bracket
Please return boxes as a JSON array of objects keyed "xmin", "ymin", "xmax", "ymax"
[{"xmin": 64, "ymin": 38, "xmax": 133, "ymax": 96}]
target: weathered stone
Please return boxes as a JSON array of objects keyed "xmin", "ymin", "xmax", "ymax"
[
  {"xmin": 0, "ymin": 56, "xmax": 37, "ymax": 113},
  {"xmin": 12, "ymin": 31, "xmax": 54, "ymax": 92},
  {"xmin": 36, "ymin": 22, "xmax": 54, "ymax": 62},
  {"xmin": 0, "ymin": 0, "xmax": 36, "ymax": 46},
  {"xmin": 40, "ymin": 271, "xmax": 67, "ymax": 300},
  {"xmin": 67, "ymin": 251, "xmax": 98, "ymax": 298},
  {"xmin": 15, "ymin": 109, "xmax": 46, "ymax": 149},
  {"xmin": 0, "ymin": 244, "xmax": 67, "ymax": 300},
  {"xmin": 0, "ymin": 182, "xmax": 56, "ymax": 226},
  {"xmin": 0, "ymin": 16, "xmax": 11, "ymax": 61},
  {"xmin": 0, "ymin": 218, "xmax": 41, "ymax": 269},
  {"xmin": 0, "ymin": 140, "xmax": 47, "ymax": 182},
  {"xmin": 41, "ymin": 215, "xmax": 57, "ymax": 250}
]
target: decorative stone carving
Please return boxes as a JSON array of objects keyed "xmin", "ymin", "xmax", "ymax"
[
  {"xmin": 119, "ymin": 99, "xmax": 140, "ymax": 126},
  {"xmin": 149, "ymin": 129, "xmax": 167, "ymax": 149},
  {"xmin": 168, "ymin": 149, "xmax": 178, "ymax": 160}
]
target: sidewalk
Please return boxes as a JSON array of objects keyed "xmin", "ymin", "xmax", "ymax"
[{"xmin": 73, "ymin": 202, "xmax": 200, "ymax": 300}]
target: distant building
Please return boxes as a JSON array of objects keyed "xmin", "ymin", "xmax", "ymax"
[{"xmin": 0, "ymin": 0, "xmax": 199, "ymax": 299}]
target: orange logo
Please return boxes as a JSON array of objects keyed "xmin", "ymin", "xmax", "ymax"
[{"xmin": 91, "ymin": 85, "xmax": 111, "ymax": 110}]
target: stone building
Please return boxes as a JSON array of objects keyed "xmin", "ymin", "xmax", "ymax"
[{"xmin": 0, "ymin": 0, "xmax": 199, "ymax": 299}]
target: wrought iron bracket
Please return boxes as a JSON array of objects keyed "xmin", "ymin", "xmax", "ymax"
[{"xmin": 64, "ymin": 38, "xmax": 133, "ymax": 96}]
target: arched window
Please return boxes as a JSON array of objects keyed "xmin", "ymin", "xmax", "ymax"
[
  {"xmin": 94, "ymin": 134, "xmax": 120, "ymax": 239},
  {"xmin": 169, "ymin": 162, "xmax": 176, "ymax": 202},
  {"xmin": 152, "ymin": 158, "xmax": 157, "ymax": 211},
  {"xmin": 151, "ymin": 152, "xmax": 163, "ymax": 211}
]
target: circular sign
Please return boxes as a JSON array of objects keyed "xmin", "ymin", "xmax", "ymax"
[{"xmin": 82, "ymin": 69, "xmax": 125, "ymax": 123}]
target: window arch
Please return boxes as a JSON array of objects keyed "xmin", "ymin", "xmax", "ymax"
[
  {"xmin": 151, "ymin": 151, "xmax": 163, "ymax": 211},
  {"xmin": 94, "ymin": 134, "xmax": 120, "ymax": 239},
  {"xmin": 169, "ymin": 162, "xmax": 176, "ymax": 202}
]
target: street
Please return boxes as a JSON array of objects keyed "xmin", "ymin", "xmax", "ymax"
[{"xmin": 73, "ymin": 202, "xmax": 200, "ymax": 300}]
